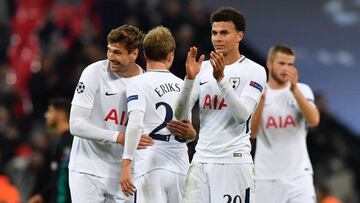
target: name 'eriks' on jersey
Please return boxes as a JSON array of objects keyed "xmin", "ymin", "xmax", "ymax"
[
  {"xmin": 154, "ymin": 82, "xmax": 181, "ymax": 97},
  {"xmin": 126, "ymin": 70, "xmax": 189, "ymax": 178}
]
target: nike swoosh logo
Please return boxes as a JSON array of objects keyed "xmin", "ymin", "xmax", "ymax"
[
  {"xmin": 105, "ymin": 92, "xmax": 117, "ymax": 96},
  {"xmin": 199, "ymin": 81, "xmax": 209, "ymax": 85}
]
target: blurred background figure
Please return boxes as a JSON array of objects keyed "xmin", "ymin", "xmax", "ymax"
[
  {"xmin": 0, "ymin": 162, "xmax": 21, "ymax": 203},
  {"xmin": 28, "ymin": 98, "xmax": 72, "ymax": 203}
]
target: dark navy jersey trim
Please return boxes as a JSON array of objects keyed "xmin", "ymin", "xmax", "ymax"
[{"xmin": 238, "ymin": 56, "xmax": 246, "ymax": 63}]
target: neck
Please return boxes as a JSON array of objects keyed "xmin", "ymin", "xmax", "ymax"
[
  {"xmin": 224, "ymin": 51, "xmax": 242, "ymax": 65},
  {"xmin": 118, "ymin": 64, "xmax": 140, "ymax": 78},
  {"xmin": 55, "ymin": 121, "xmax": 69, "ymax": 135},
  {"xmin": 146, "ymin": 60, "xmax": 169, "ymax": 71}
]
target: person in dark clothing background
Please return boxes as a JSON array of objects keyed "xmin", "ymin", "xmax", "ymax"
[{"xmin": 28, "ymin": 98, "xmax": 73, "ymax": 203}]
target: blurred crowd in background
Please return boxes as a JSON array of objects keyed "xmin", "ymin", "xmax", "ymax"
[{"xmin": 0, "ymin": 0, "xmax": 359, "ymax": 202}]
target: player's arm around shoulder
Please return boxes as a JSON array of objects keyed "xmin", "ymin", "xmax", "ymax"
[{"xmin": 291, "ymin": 83, "xmax": 320, "ymax": 127}]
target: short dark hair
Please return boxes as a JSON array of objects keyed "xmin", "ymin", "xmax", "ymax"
[
  {"xmin": 143, "ymin": 26, "xmax": 176, "ymax": 61},
  {"xmin": 267, "ymin": 44, "xmax": 295, "ymax": 61},
  {"xmin": 107, "ymin": 25, "xmax": 144, "ymax": 53},
  {"xmin": 49, "ymin": 98, "xmax": 71, "ymax": 120},
  {"xmin": 210, "ymin": 7, "xmax": 246, "ymax": 32}
]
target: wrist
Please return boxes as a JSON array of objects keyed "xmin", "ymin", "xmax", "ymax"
[
  {"xmin": 290, "ymin": 84, "xmax": 297, "ymax": 92},
  {"xmin": 186, "ymin": 75, "xmax": 195, "ymax": 80},
  {"xmin": 122, "ymin": 159, "xmax": 132, "ymax": 167},
  {"xmin": 116, "ymin": 132, "xmax": 125, "ymax": 145}
]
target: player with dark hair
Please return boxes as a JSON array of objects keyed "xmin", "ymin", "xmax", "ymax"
[
  {"xmin": 174, "ymin": 7, "xmax": 267, "ymax": 203},
  {"xmin": 68, "ymin": 25, "xmax": 154, "ymax": 203},
  {"xmin": 29, "ymin": 97, "xmax": 73, "ymax": 203}
]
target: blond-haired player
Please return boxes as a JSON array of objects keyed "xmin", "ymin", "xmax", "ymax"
[
  {"xmin": 251, "ymin": 44, "xmax": 320, "ymax": 203},
  {"xmin": 120, "ymin": 26, "xmax": 196, "ymax": 203}
]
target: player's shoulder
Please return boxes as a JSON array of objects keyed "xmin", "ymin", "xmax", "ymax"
[
  {"xmin": 82, "ymin": 60, "xmax": 108, "ymax": 76},
  {"xmin": 243, "ymin": 57, "xmax": 266, "ymax": 73},
  {"xmin": 297, "ymin": 82, "xmax": 313, "ymax": 92}
]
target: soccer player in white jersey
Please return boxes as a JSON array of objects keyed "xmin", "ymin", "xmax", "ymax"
[
  {"xmin": 251, "ymin": 44, "xmax": 320, "ymax": 203},
  {"xmin": 68, "ymin": 25, "xmax": 155, "ymax": 203},
  {"xmin": 175, "ymin": 7, "xmax": 267, "ymax": 203},
  {"xmin": 119, "ymin": 26, "xmax": 196, "ymax": 203}
]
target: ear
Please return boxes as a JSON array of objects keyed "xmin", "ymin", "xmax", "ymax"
[
  {"xmin": 143, "ymin": 51, "xmax": 148, "ymax": 60},
  {"xmin": 167, "ymin": 51, "xmax": 175, "ymax": 67},
  {"xmin": 131, "ymin": 48, "xmax": 139, "ymax": 60},
  {"xmin": 167, "ymin": 51, "xmax": 174, "ymax": 62},
  {"xmin": 237, "ymin": 31, "xmax": 244, "ymax": 43},
  {"xmin": 266, "ymin": 59, "xmax": 273, "ymax": 71}
]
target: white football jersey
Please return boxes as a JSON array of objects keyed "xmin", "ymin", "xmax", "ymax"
[
  {"xmin": 126, "ymin": 70, "xmax": 189, "ymax": 178},
  {"xmin": 190, "ymin": 56, "xmax": 267, "ymax": 163},
  {"xmin": 69, "ymin": 60, "xmax": 142, "ymax": 178},
  {"xmin": 254, "ymin": 83, "xmax": 315, "ymax": 179}
]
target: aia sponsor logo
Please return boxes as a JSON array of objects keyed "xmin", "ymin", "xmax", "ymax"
[
  {"xmin": 265, "ymin": 115, "xmax": 296, "ymax": 128},
  {"xmin": 104, "ymin": 109, "xmax": 128, "ymax": 126},
  {"xmin": 202, "ymin": 95, "xmax": 227, "ymax": 110}
]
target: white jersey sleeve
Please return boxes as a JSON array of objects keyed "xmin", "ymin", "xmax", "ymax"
[
  {"xmin": 217, "ymin": 78, "xmax": 258, "ymax": 123},
  {"xmin": 175, "ymin": 78, "xmax": 199, "ymax": 120},
  {"xmin": 72, "ymin": 67, "xmax": 99, "ymax": 109},
  {"xmin": 69, "ymin": 104, "xmax": 118, "ymax": 143}
]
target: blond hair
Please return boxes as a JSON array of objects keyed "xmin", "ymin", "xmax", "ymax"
[
  {"xmin": 267, "ymin": 44, "xmax": 295, "ymax": 61},
  {"xmin": 143, "ymin": 26, "xmax": 176, "ymax": 61}
]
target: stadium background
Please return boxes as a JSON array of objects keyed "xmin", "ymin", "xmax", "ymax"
[{"xmin": 0, "ymin": 0, "xmax": 359, "ymax": 202}]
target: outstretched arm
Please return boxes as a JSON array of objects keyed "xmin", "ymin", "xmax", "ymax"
[{"xmin": 70, "ymin": 105, "xmax": 153, "ymax": 147}]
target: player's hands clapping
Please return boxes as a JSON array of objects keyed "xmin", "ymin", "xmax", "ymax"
[
  {"xmin": 210, "ymin": 51, "xmax": 225, "ymax": 81},
  {"xmin": 120, "ymin": 160, "xmax": 136, "ymax": 197},
  {"xmin": 185, "ymin": 47, "xmax": 205, "ymax": 80},
  {"xmin": 167, "ymin": 119, "xmax": 196, "ymax": 141},
  {"xmin": 285, "ymin": 66, "xmax": 298, "ymax": 91}
]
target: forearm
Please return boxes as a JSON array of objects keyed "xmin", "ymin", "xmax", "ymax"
[
  {"xmin": 291, "ymin": 86, "xmax": 320, "ymax": 127},
  {"xmin": 175, "ymin": 78, "xmax": 194, "ymax": 120},
  {"xmin": 250, "ymin": 95, "xmax": 265, "ymax": 139},
  {"xmin": 122, "ymin": 111, "xmax": 144, "ymax": 160},
  {"xmin": 69, "ymin": 105, "xmax": 118, "ymax": 143},
  {"xmin": 217, "ymin": 78, "xmax": 257, "ymax": 123}
]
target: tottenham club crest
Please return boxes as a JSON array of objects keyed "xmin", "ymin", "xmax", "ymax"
[
  {"xmin": 288, "ymin": 98, "xmax": 296, "ymax": 107},
  {"xmin": 76, "ymin": 82, "xmax": 85, "ymax": 94},
  {"xmin": 229, "ymin": 77, "xmax": 240, "ymax": 89}
]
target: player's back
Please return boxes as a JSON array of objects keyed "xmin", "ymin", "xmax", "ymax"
[{"xmin": 126, "ymin": 70, "xmax": 189, "ymax": 178}]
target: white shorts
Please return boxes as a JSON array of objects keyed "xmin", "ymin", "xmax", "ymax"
[
  {"xmin": 69, "ymin": 169, "xmax": 133, "ymax": 203},
  {"xmin": 182, "ymin": 162, "xmax": 255, "ymax": 203},
  {"xmin": 256, "ymin": 175, "xmax": 316, "ymax": 203},
  {"xmin": 134, "ymin": 169, "xmax": 186, "ymax": 203}
]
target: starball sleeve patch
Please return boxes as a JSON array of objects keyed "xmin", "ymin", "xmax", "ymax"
[{"xmin": 76, "ymin": 82, "xmax": 86, "ymax": 93}]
